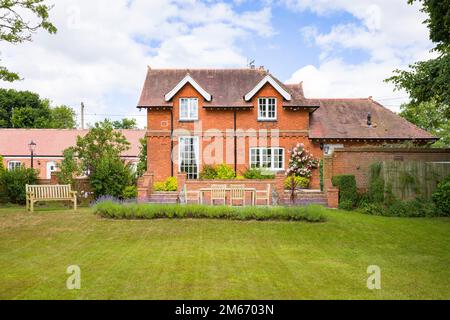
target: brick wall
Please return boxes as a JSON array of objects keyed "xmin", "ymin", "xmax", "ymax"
[
  {"xmin": 146, "ymin": 82, "xmax": 323, "ymax": 187},
  {"xmin": 324, "ymin": 147, "xmax": 450, "ymax": 191}
]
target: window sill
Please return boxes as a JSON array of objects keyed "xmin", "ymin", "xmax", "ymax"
[
  {"xmin": 179, "ymin": 119, "xmax": 198, "ymax": 123},
  {"xmin": 257, "ymin": 119, "xmax": 278, "ymax": 122}
]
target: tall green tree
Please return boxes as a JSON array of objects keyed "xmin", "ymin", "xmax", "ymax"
[
  {"xmin": 59, "ymin": 120, "xmax": 134, "ymax": 198},
  {"xmin": 50, "ymin": 105, "xmax": 77, "ymax": 129},
  {"xmin": 111, "ymin": 118, "xmax": 138, "ymax": 129},
  {"xmin": 0, "ymin": 0, "xmax": 57, "ymax": 82},
  {"xmin": 0, "ymin": 89, "xmax": 76, "ymax": 128},
  {"xmin": 385, "ymin": 0, "xmax": 450, "ymax": 147},
  {"xmin": 136, "ymin": 137, "xmax": 147, "ymax": 177}
]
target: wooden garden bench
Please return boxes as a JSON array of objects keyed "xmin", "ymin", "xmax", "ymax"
[{"xmin": 26, "ymin": 184, "xmax": 77, "ymax": 212}]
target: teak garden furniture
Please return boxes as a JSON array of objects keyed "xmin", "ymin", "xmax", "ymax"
[{"xmin": 26, "ymin": 184, "xmax": 77, "ymax": 212}]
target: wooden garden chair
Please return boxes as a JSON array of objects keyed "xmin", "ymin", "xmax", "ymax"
[
  {"xmin": 184, "ymin": 186, "xmax": 200, "ymax": 204},
  {"xmin": 255, "ymin": 184, "xmax": 271, "ymax": 206},
  {"xmin": 210, "ymin": 184, "xmax": 226, "ymax": 205},
  {"xmin": 230, "ymin": 184, "xmax": 245, "ymax": 207}
]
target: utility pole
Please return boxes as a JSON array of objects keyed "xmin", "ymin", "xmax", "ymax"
[{"xmin": 81, "ymin": 102, "xmax": 85, "ymax": 129}]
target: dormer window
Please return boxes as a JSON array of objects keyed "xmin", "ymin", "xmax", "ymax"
[
  {"xmin": 180, "ymin": 98, "xmax": 198, "ymax": 121},
  {"xmin": 258, "ymin": 97, "xmax": 277, "ymax": 121}
]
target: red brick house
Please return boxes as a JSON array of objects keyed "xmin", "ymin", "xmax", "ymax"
[
  {"xmin": 0, "ymin": 129, "xmax": 144, "ymax": 180},
  {"xmin": 137, "ymin": 67, "xmax": 436, "ymax": 190}
]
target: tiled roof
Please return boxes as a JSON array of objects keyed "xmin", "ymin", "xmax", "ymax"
[
  {"xmin": 0, "ymin": 129, "xmax": 145, "ymax": 157},
  {"xmin": 309, "ymin": 98, "xmax": 437, "ymax": 140},
  {"xmin": 137, "ymin": 68, "xmax": 318, "ymax": 108}
]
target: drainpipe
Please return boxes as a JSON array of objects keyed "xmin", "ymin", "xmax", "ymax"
[
  {"xmin": 171, "ymin": 109, "xmax": 174, "ymax": 177},
  {"xmin": 234, "ymin": 110, "xmax": 237, "ymax": 176}
]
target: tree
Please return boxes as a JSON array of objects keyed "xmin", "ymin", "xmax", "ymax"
[
  {"xmin": 0, "ymin": 89, "xmax": 77, "ymax": 128},
  {"xmin": 50, "ymin": 105, "xmax": 76, "ymax": 129},
  {"xmin": 0, "ymin": 0, "xmax": 57, "ymax": 82},
  {"xmin": 0, "ymin": 89, "xmax": 43, "ymax": 127},
  {"xmin": 59, "ymin": 120, "xmax": 134, "ymax": 198},
  {"xmin": 385, "ymin": 0, "xmax": 450, "ymax": 147},
  {"xmin": 408, "ymin": 0, "xmax": 450, "ymax": 53},
  {"xmin": 112, "ymin": 118, "xmax": 138, "ymax": 129},
  {"xmin": 56, "ymin": 148, "xmax": 79, "ymax": 186},
  {"xmin": 136, "ymin": 137, "xmax": 147, "ymax": 177},
  {"xmin": 11, "ymin": 103, "xmax": 51, "ymax": 128}
]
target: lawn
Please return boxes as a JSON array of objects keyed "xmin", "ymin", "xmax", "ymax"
[{"xmin": 0, "ymin": 205, "xmax": 449, "ymax": 299}]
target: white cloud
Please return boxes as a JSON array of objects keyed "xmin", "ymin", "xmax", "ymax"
[
  {"xmin": 283, "ymin": 0, "xmax": 435, "ymax": 111},
  {"xmin": 0, "ymin": 0, "xmax": 273, "ymax": 128}
]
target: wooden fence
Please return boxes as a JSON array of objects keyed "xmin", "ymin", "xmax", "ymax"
[{"xmin": 382, "ymin": 161, "xmax": 450, "ymax": 200}]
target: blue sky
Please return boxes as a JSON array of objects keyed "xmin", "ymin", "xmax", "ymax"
[{"xmin": 0, "ymin": 0, "xmax": 433, "ymax": 128}]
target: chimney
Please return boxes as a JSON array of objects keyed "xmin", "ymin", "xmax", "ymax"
[{"xmin": 367, "ymin": 112, "xmax": 372, "ymax": 127}]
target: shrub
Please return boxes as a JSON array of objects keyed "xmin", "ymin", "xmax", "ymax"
[
  {"xmin": 359, "ymin": 198, "xmax": 438, "ymax": 217},
  {"xmin": 153, "ymin": 177, "xmax": 178, "ymax": 192},
  {"xmin": 0, "ymin": 167, "xmax": 38, "ymax": 204},
  {"xmin": 93, "ymin": 201, "xmax": 327, "ymax": 222},
  {"xmin": 122, "ymin": 186, "xmax": 137, "ymax": 199},
  {"xmin": 89, "ymin": 156, "xmax": 135, "ymax": 199},
  {"xmin": 286, "ymin": 142, "xmax": 319, "ymax": 178},
  {"xmin": 242, "ymin": 168, "xmax": 275, "ymax": 180},
  {"xmin": 432, "ymin": 174, "xmax": 450, "ymax": 216},
  {"xmin": 215, "ymin": 164, "xmax": 235, "ymax": 179},
  {"xmin": 200, "ymin": 165, "xmax": 218, "ymax": 179},
  {"xmin": 332, "ymin": 175, "xmax": 358, "ymax": 209},
  {"xmin": 368, "ymin": 162, "xmax": 385, "ymax": 203},
  {"xmin": 284, "ymin": 176, "xmax": 309, "ymax": 190}
]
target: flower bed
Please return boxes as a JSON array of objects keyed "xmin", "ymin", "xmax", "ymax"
[{"xmin": 93, "ymin": 201, "xmax": 327, "ymax": 222}]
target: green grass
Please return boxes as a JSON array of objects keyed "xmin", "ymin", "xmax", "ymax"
[
  {"xmin": 0, "ymin": 205, "xmax": 449, "ymax": 299},
  {"xmin": 93, "ymin": 201, "xmax": 326, "ymax": 222}
]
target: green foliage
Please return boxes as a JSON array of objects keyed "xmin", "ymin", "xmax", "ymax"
[
  {"xmin": 0, "ymin": 167, "xmax": 38, "ymax": 204},
  {"xmin": 200, "ymin": 165, "xmax": 218, "ymax": 179},
  {"xmin": 242, "ymin": 167, "xmax": 275, "ymax": 179},
  {"xmin": 49, "ymin": 105, "xmax": 76, "ymax": 129},
  {"xmin": 408, "ymin": 0, "xmax": 450, "ymax": 52},
  {"xmin": 93, "ymin": 202, "xmax": 327, "ymax": 223},
  {"xmin": 0, "ymin": 155, "xmax": 4, "ymax": 171},
  {"xmin": 11, "ymin": 104, "xmax": 51, "ymax": 128},
  {"xmin": 215, "ymin": 164, "xmax": 235, "ymax": 179},
  {"xmin": 385, "ymin": 1, "xmax": 450, "ymax": 147},
  {"xmin": 112, "ymin": 118, "xmax": 138, "ymax": 129},
  {"xmin": 432, "ymin": 174, "xmax": 450, "ymax": 216},
  {"xmin": 122, "ymin": 186, "xmax": 137, "ymax": 199},
  {"xmin": 89, "ymin": 156, "xmax": 135, "ymax": 199},
  {"xmin": 58, "ymin": 120, "xmax": 134, "ymax": 199},
  {"xmin": 73, "ymin": 120, "xmax": 130, "ymax": 174},
  {"xmin": 153, "ymin": 177, "xmax": 178, "ymax": 192},
  {"xmin": 359, "ymin": 198, "xmax": 439, "ymax": 217},
  {"xmin": 368, "ymin": 162, "xmax": 385, "ymax": 203},
  {"xmin": 136, "ymin": 138, "xmax": 147, "ymax": 177},
  {"xmin": 332, "ymin": 175, "xmax": 358, "ymax": 210},
  {"xmin": 56, "ymin": 148, "xmax": 78, "ymax": 186},
  {"xmin": 0, "ymin": 89, "xmax": 76, "ymax": 128},
  {"xmin": 0, "ymin": 0, "xmax": 57, "ymax": 82},
  {"xmin": 284, "ymin": 176, "xmax": 309, "ymax": 190}
]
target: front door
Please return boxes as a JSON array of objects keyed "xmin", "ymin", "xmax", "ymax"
[
  {"xmin": 178, "ymin": 136, "xmax": 199, "ymax": 179},
  {"xmin": 46, "ymin": 161, "xmax": 56, "ymax": 179}
]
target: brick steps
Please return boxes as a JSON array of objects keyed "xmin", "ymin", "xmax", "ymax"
[{"xmin": 282, "ymin": 190, "xmax": 328, "ymax": 206}]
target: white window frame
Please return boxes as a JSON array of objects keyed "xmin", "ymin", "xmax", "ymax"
[
  {"xmin": 8, "ymin": 161, "xmax": 22, "ymax": 171},
  {"xmin": 258, "ymin": 97, "xmax": 277, "ymax": 121},
  {"xmin": 178, "ymin": 136, "xmax": 200, "ymax": 179},
  {"xmin": 249, "ymin": 147, "xmax": 284, "ymax": 171},
  {"xmin": 179, "ymin": 98, "xmax": 198, "ymax": 121}
]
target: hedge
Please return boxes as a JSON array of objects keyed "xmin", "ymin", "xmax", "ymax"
[
  {"xmin": 93, "ymin": 201, "xmax": 327, "ymax": 222},
  {"xmin": 331, "ymin": 174, "xmax": 358, "ymax": 210}
]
